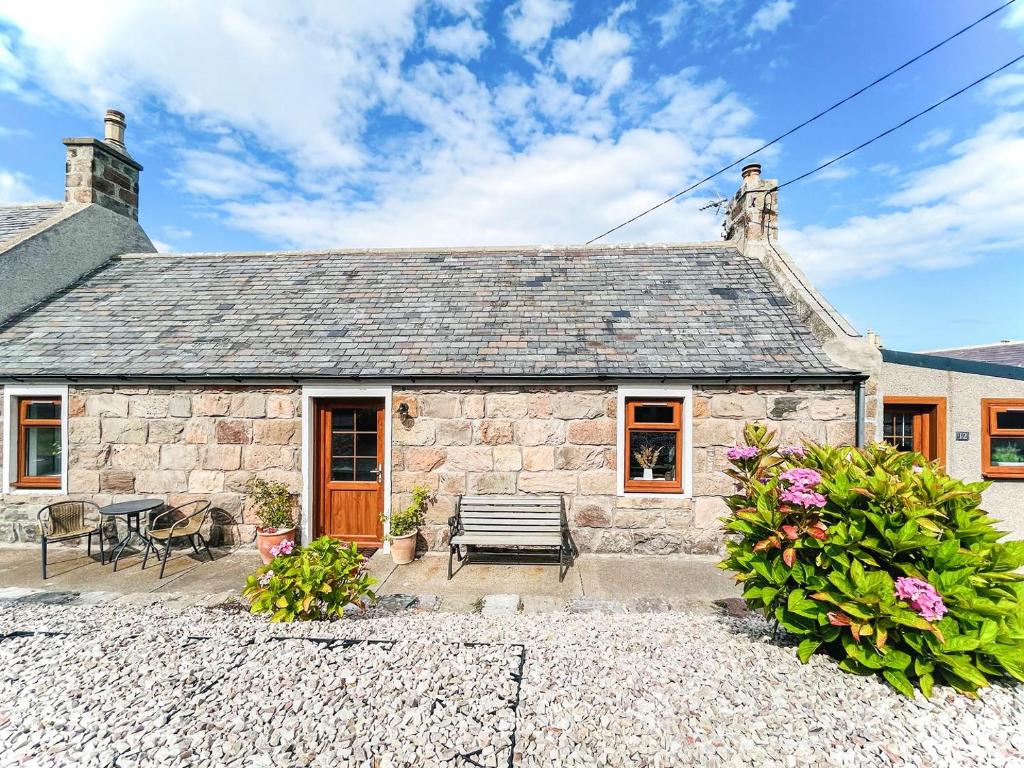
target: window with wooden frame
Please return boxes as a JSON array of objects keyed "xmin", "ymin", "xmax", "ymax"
[
  {"xmin": 624, "ymin": 398, "xmax": 683, "ymax": 493},
  {"xmin": 982, "ymin": 399, "xmax": 1024, "ymax": 479},
  {"xmin": 15, "ymin": 397, "xmax": 62, "ymax": 489},
  {"xmin": 882, "ymin": 397, "xmax": 946, "ymax": 467}
]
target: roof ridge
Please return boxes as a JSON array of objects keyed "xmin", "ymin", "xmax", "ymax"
[
  {"xmin": 116, "ymin": 241, "xmax": 739, "ymax": 260},
  {"xmin": 0, "ymin": 201, "xmax": 63, "ymax": 209}
]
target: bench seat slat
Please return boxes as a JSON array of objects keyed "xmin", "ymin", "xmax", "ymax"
[
  {"xmin": 452, "ymin": 533, "xmax": 562, "ymax": 546},
  {"xmin": 461, "ymin": 514, "xmax": 560, "ymax": 522}
]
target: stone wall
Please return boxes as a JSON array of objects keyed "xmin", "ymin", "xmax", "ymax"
[
  {"xmin": 0, "ymin": 385, "xmax": 301, "ymax": 544},
  {"xmin": 391, "ymin": 384, "xmax": 857, "ymax": 555}
]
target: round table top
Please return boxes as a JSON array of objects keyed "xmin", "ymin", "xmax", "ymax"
[{"xmin": 99, "ymin": 499, "xmax": 164, "ymax": 516}]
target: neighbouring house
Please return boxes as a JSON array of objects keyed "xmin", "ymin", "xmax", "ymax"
[
  {"xmin": 0, "ymin": 111, "xmax": 888, "ymax": 554},
  {"xmin": 879, "ymin": 347, "xmax": 1024, "ymax": 539},
  {"xmin": 921, "ymin": 340, "xmax": 1024, "ymax": 368}
]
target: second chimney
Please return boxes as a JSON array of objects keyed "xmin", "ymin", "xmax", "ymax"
[
  {"xmin": 63, "ymin": 109, "xmax": 142, "ymax": 220},
  {"xmin": 724, "ymin": 163, "xmax": 778, "ymax": 243}
]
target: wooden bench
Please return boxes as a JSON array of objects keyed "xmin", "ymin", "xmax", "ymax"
[{"xmin": 447, "ymin": 495, "xmax": 575, "ymax": 582}]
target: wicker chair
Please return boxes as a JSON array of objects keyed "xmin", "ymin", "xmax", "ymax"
[
  {"xmin": 142, "ymin": 500, "xmax": 213, "ymax": 578},
  {"xmin": 38, "ymin": 501, "xmax": 104, "ymax": 579}
]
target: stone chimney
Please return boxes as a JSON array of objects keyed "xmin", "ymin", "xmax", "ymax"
[
  {"xmin": 724, "ymin": 163, "xmax": 778, "ymax": 243},
  {"xmin": 63, "ymin": 109, "xmax": 142, "ymax": 220}
]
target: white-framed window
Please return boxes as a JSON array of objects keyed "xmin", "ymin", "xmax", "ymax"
[
  {"xmin": 616, "ymin": 385, "xmax": 693, "ymax": 498},
  {"xmin": 2, "ymin": 384, "xmax": 69, "ymax": 495}
]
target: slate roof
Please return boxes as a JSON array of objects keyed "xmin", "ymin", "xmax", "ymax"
[
  {"xmin": 0, "ymin": 202, "xmax": 64, "ymax": 248},
  {"xmin": 922, "ymin": 341, "xmax": 1024, "ymax": 368},
  {"xmin": 0, "ymin": 245, "xmax": 854, "ymax": 379}
]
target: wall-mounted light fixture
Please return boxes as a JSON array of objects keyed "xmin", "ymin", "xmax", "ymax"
[{"xmin": 397, "ymin": 402, "xmax": 410, "ymax": 417}]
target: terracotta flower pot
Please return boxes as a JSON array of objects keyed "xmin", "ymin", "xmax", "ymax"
[
  {"xmin": 389, "ymin": 531, "xmax": 417, "ymax": 565},
  {"xmin": 256, "ymin": 527, "xmax": 296, "ymax": 564}
]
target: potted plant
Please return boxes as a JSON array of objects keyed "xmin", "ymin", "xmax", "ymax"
[
  {"xmin": 384, "ymin": 484, "xmax": 432, "ymax": 565},
  {"xmin": 248, "ymin": 477, "xmax": 297, "ymax": 564}
]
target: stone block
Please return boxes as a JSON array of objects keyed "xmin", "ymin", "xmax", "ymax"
[
  {"xmin": 188, "ymin": 470, "xmax": 225, "ymax": 494},
  {"xmin": 467, "ymin": 472, "xmax": 517, "ymax": 494},
  {"xmin": 665, "ymin": 504, "xmax": 695, "ymax": 529},
  {"xmin": 436, "ymin": 420, "xmax": 472, "ymax": 446},
  {"xmin": 85, "ymin": 393, "xmax": 128, "ymax": 417},
  {"xmin": 445, "ymin": 446, "xmax": 492, "ymax": 471},
  {"xmin": 404, "ymin": 447, "xmax": 447, "ymax": 472},
  {"xmin": 571, "ymin": 496, "xmax": 612, "ymax": 527},
  {"xmin": 566, "ymin": 418, "xmax": 615, "ymax": 445},
  {"xmin": 476, "ymin": 420, "xmax": 514, "ymax": 445},
  {"xmin": 215, "ymin": 419, "xmax": 252, "ymax": 444},
  {"xmin": 522, "ymin": 445, "xmax": 554, "ymax": 471},
  {"xmin": 811, "ymin": 397, "xmax": 854, "ymax": 421},
  {"xmin": 169, "ymin": 395, "xmax": 192, "ymax": 418},
  {"xmin": 224, "ymin": 470, "xmax": 253, "ymax": 494},
  {"xmin": 242, "ymin": 445, "xmax": 295, "ymax": 471},
  {"xmin": 461, "ymin": 394, "xmax": 485, "ymax": 419},
  {"xmin": 692, "ymin": 396, "xmax": 711, "ymax": 417},
  {"xmin": 135, "ymin": 470, "xmax": 187, "ymax": 494},
  {"xmin": 100, "ymin": 469, "xmax": 135, "ymax": 493},
  {"xmin": 437, "ymin": 473, "xmax": 465, "ymax": 495},
  {"xmin": 693, "ymin": 418, "xmax": 737, "ymax": 447},
  {"xmin": 266, "ymin": 394, "xmax": 296, "ymax": 419},
  {"xmin": 160, "ymin": 444, "xmax": 199, "ymax": 470},
  {"xmin": 110, "ymin": 444, "xmax": 159, "ymax": 470},
  {"xmin": 517, "ymin": 471, "xmax": 576, "ymax": 493},
  {"xmin": 128, "ymin": 396, "xmax": 169, "ymax": 419},
  {"xmin": 592, "ymin": 530, "xmax": 633, "ymax": 554},
  {"xmin": 555, "ymin": 445, "xmax": 605, "ymax": 470},
  {"xmin": 826, "ymin": 421, "xmax": 858, "ymax": 446},
  {"xmin": 552, "ymin": 392, "xmax": 605, "ymax": 419},
  {"xmin": 527, "ymin": 393, "xmax": 552, "ymax": 418},
  {"xmin": 694, "ymin": 496, "xmax": 729, "ymax": 528},
  {"xmin": 253, "ymin": 419, "xmax": 298, "ymax": 445},
  {"xmin": 193, "ymin": 393, "xmax": 231, "ymax": 416},
  {"xmin": 69, "ymin": 392, "xmax": 87, "ymax": 417},
  {"xmin": 394, "ymin": 418, "xmax": 436, "ymax": 446},
  {"xmin": 633, "ymin": 530, "xmax": 683, "ymax": 555},
  {"xmin": 485, "ymin": 393, "xmax": 528, "ymax": 418},
  {"xmin": 578, "ymin": 470, "xmax": 616, "ymax": 495},
  {"xmin": 184, "ymin": 418, "xmax": 214, "ymax": 444},
  {"xmin": 102, "ymin": 417, "xmax": 148, "ymax": 444},
  {"xmin": 229, "ymin": 393, "xmax": 266, "ymax": 418},
  {"xmin": 710, "ymin": 393, "xmax": 766, "ymax": 419},
  {"xmin": 779, "ymin": 422, "xmax": 826, "ymax": 445},
  {"xmin": 514, "ymin": 420, "xmax": 565, "ymax": 446},
  {"xmin": 768, "ymin": 396, "xmax": 809, "ymax": 420},
  {"xmin": 692, "ymin": 471, "xmax": 739, "ymax": 497},
  {"xmin": 148, "ymin": 419, "xmax": 185, "ymax": 444},
  {"xmin": 418, "ymin": 393, "xmax": 460, "ymax": 419},
  {"xmin": 393, "ymin": 471, "xmax": 440, "ymax": 493},
  {"xmin": 71, "ymin": 444, "xmax": 110, "ymax": 470},
  {"xmin": 68, "ymin": 468, "xmax": 99, "ymax": 494},
  {"xmin": 613, "ymin": 507, "xmax": 665, "ymax": 529},
  {"xmin": 493, "ymin": 445, "xmax": 522, "ymax": 471},
  {"xmin": 202, "ymin": 445, "xmax": 242, "ymax": 471},
  {"xmin": 69, "ymin": 417, "xmax": 101, "ymax": 444}
]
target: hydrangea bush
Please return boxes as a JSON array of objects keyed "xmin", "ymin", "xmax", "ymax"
[
  {"xmin": 719, "ymin": 424, "xmax": 1024, "ymax": 698},
  {"xmin": 243, "ymin": 536, "xmax": 376, "ymax": 622}
]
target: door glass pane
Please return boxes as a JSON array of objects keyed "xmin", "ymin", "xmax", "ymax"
[
  {"xmin": 883, "ymin": 410, "xmax": 915, "ymax": 452},
  {"xmin": 356, "ymin": 408, "xmax": 377, "ymax": 431},
  {"xmin": 990, "ymin": 438, "xmax": 1024, "ymax": 466},
  {"xmin": 995, "ymin": 409, "xmax": 1024, "ymax": 431},
  {"xmin": 25, "ymin": 401, "xmax": 59, "ymax": 420},
  {"xmin": 331, "ymin": 458, "xmax": 354, "ymax": 481},
  {"xmin": 355, "ymin": 458, "xmax": 378, "ymax": 481},
  {"xmin": 332, "ymin": 409, "xmax": 354, "ymax": 430},
  {"xmin": 632, "ymin": 403, "xmax": 674, "ymax": 424},
  {"xmin": 25, "ymin": 426, "xmax": 60, "ymax": 477},
  {"xmin": 628, "ymin": 431, "xmax": 677, "ymax": 482},
  {"xmin": 356, "ymin": 433, "xmax": 377, "ymax": 456},
  {"xmin": 331, "ymin": 433, "xmax": 354, "ymax": 457}
]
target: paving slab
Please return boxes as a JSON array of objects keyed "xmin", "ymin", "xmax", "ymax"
[
  {"xmin": 521, "ymin": 595, "xmax": 565, "ymax": 614},
  {"xmin": 0, "ymin": 586, "xmax": 41, "ymax": 601},
  {"xmin": 481, "ymin": 593, "xmax": 521, "ymax": 616},
  {"xmin": 577, "ymin": 554, "xmax": 738, "ymax": 602}
]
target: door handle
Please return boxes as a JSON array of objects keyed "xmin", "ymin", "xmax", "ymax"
[{"xmin": 374, "ymin": 464, "xmax": 383, "ymax": 484}]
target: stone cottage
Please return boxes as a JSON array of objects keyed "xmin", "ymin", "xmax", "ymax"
[{"xmin": 0, "ymin": 112, "xmax": 881, "ymax": 554}]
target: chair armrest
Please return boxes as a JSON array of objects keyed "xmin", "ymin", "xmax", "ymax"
[
  {"xmin": 149, "ymin": 508, "xmax": 175, "ymax": 530},
  {"xmin": 447, "ymin": 515, "xmax": 461, "ymax": 536},
  {"xmin": 36, "ymin": 508, "xmax": 53, "ymax": 537}
]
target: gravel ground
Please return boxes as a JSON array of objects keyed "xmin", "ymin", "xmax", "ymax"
[{"xmin": 0, "ymin": 603, "xmax": 1022, "ymax": 768}]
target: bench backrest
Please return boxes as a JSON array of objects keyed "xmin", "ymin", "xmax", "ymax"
[{"xmin": 458, "ymin": 495, "xmax": 564, "ymax": 535}]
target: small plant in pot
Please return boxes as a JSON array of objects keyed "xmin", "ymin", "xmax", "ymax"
[
  {"xmin": 248, "ymin": 477, "xmax": 297, "ymax": 564},
  {"xmin": 384, "ymin": 484, "xmax": 432, "ymax": 565}
]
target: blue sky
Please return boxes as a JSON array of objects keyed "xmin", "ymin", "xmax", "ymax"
[{"xmin": 1, "ymin": 0, "xmax": 1022, "ymax": 351}]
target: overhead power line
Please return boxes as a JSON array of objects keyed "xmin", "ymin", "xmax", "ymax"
[{"xmin": 585, "ymin": 0, "xmax": 1018, "ymax": 244}]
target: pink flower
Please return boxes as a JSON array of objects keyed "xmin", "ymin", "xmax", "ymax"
[
  {"xmin": 780, "ymin": 488, "xmax": 827, "ymax": 509},
  {"xmin": 269, "ymin": 539, "xmax": 294, "ymax": 557},
  {"xmin": 780, "ymin": 468, "xmax": 823, "ymax": 490},
  {"xmin": 779, "ymin": 445, "xmax": 805, "ymax": 459},
  {"xmin": 895, "ymin": 577, "xmax": 947, "ymax": 622},
  {"xmin": 727, "ymin": 445, "xmax": 759, "ymax": 461}
]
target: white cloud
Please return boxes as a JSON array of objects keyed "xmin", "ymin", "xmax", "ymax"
[
  {"xmin": 504, "ymin": 0, "xmax": 572, "ymax": 50},
  {"xmin": 553, "ymin": 20, "xmax": 632, "ymax": 84},
  {"xmin": 0, "ymin": 169, "xmax": 39, "ymax": 202},
  {"xmin": 915, "ymin": 127, "xmax": 952, "ymax": 153},
  {"xmin": 745, "ymin": 0, "xmax": 794, "ymax": 36},
  {"xmin": 150, "ymin": 238, "xmax": 175, "ymax": 253},
  {"xmin": 170, "ymin": 150, "xmax": 287, "ymax": 199},
  {"xmin": 162, "ymin": 225, "xmax": 193, "ymax": 240},
  {"xmin": 1003, "ymin": 3, "xmax": 1024, "ymax": 30},
  {"xmin": 787, "ymin": 111, "xmax": 1024, "ymax": 285},
  {"xmin": 426, "ymin": 20, "xmax": 490, "ymax": 60}
]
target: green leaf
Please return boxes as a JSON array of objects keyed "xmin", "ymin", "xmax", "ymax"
[
  {"xmin": 881, "ymin": 650, "xmax": 911, "ymax": 671},
  {"xmin": 797, "ymin": 639, "xmax": 821, "ymax": 664},
  {"xmin": 918, "ymin": 672, "xmax": 934, "ymax": 699},
  {"xmin": 883, "ymin": 669, "xmax": 916, "ymax": 699}
]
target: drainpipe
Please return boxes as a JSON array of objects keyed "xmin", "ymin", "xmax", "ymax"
[{"xmin": 855, "ymin": 379, "xmax": 866, "ymax": 448}]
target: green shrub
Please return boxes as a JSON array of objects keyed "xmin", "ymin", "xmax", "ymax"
[
  {"xmin": 247, "ymin": 477, "xmax": 297, "ymax": 531},
  {"xmin": 719, "ymin": 424, "xmax": 1024, "ymax": 698},
  {"xmin": 385, "ymin": 484, "xmax": 433, "ymax": 539},
  {"xmin": 243, "ymin": 536, "xmax": 376, "ymax": 621}
]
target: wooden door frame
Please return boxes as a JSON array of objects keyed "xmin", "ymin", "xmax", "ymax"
[
  {"xmin": 882, "ymin": 396, "xmax": 947, "ymax": 468},
  {"xmin": 300, "ymin": 386, "xmax": 393, "ymax": 551}
]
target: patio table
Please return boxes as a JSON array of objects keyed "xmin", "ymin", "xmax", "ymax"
[{"xmin": 100, "ymin": 499, "xmax": 164, "ymax": 572}]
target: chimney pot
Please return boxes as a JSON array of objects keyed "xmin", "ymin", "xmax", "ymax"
[
  {"xmin": 103, "ymin": 108, "xmax": 127, "ymax": 151},
  {"xmin": 741, "ymin": 163, "xmax": 761, "ymax": 181}
]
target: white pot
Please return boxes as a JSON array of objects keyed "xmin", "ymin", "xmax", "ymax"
[{"xmin": 642, "ymin": 467, "xmax": 654, "ymax": 481}]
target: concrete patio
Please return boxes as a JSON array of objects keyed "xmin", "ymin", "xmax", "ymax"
[{"xmin": 0, "ymin": 543, "xmax": 738, "ymax": 609}]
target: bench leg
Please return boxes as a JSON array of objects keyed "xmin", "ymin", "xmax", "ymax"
[
  {"xmin": 447, "ymin": 545, "xmax": 455, "ymax": 580},
  {"xmin": 559, "ymin": 544, "xmax": 566, "ymax": 583}
]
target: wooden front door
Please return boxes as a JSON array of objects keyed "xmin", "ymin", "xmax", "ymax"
[
  {"xmin": 882, "ymin": 397, "xmax": 946, "ymax": 467},
  {"xmin": 314, "ymin": 399, "xmax": 385, "ymax": 547}
]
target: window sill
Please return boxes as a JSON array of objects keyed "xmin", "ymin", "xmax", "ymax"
[
  {"xmin": 619, "ymin": 490, "xmax": 691, "ymax": 499},
  {"xmin": 8, "ymin": 484, "xmax": 64, "ymax": 495},
  {"xmin": 982, "ymin": 470, "xmax": 1024, "ymax": 480}
]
